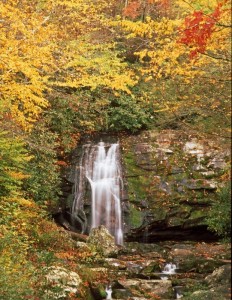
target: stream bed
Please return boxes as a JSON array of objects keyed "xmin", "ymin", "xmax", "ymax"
[{"xmin": 82, "ymin": 240, "xmax": 231, "ymax": 300}]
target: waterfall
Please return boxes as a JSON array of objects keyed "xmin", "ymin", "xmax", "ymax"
[
  {"xmin": 162, "ymin": 263, "xmax": 177, "ymax": 275},
  {"xmin": 105, "ymin": 284, "xmax": 112, "ymax": 299},
  {"xmin": 160, "ymin": 262, "xmax": 177, "ymax": 280},
  {"xmin": 72, "ymin": 141, "xmax": 123, "ymax": 245}
]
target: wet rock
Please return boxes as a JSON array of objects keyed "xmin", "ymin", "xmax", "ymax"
[
  {"xmin": 104, "ymin": 258, "xmax": 127, "ymax": 270},
  {"xmin": 89, "ymin": 280, "xmax": 109, "ymax": 300},
  {"xmin": 80, "ymin": 240, "xmax": 230, "ymax": 300},
  {"xmin": 87, "ymin": 225, "xmax": 119, "ymax": 256},
  {"xmin": 120, "ymin": 242, "xmax": 163, "ymax": 256},
  {"xmin": 140, "ymin": 261, "xmax": 162, "ymax": 277},
  {"xmin": 118, "ymin": 278, "xmax": 173, "ymax": 298},
  {"xmin": 126, "ymin": 261, "xmax": 144, "ymax": 274},
  {"xmin": 112, "ymin": 288, "xmax": 132, "ymax": 299}
]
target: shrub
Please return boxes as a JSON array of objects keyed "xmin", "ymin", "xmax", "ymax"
[
  {"xmin": 207, "ymin": 181, "xmax": 231, "ymax": 240},
  {"xmin": 0, "ymin": 230, "xmax": 36, "ymax": 299},
  {"xmin": 107, "ymin": 93, "xmax": 153, "ymax": 132}
]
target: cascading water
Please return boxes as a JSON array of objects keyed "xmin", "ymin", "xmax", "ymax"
[
  {"xmin": 105, "ymin": 284, "xmax": 113, "ymax": 300},
  {"xmin": 72, "ymin": 141, "xmax": 123, "ymax": 245},
  {"xmin": 160, "ymin": 263, "xmax": 177, "ymax": 280},
  {"xmin": 162, "ymin": 263, "xmax": 177, "ymax": 275}
]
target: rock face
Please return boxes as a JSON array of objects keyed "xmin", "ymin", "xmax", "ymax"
[
  {"xmin": 120, "ymin": 129, "xmax": 230, "ymax": 242},
  {"xmin": 59, "ymin": 129, "xmax": 230, "ymax": 243}
]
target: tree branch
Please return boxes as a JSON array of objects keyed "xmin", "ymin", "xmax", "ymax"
[{"xmin": 202, "ymin": 52, "xmax": 231, "ymax": 62}]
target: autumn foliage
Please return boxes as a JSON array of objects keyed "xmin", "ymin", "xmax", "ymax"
[
  {"xmin": 0, "ymin": 0, "xmax": 231, "ymax": 298},
  {"xmin": 123, "ymin": 1, "xmax": 141, "ymax": 19},
  {"xmin": 179, "ymin": 3, "xmax": 223, "ymax": 57}
]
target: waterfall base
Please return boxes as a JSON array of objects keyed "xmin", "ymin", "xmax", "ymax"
[{"xmin": 126, "ymin": 223, "xmax": 219, "ymax": 243}]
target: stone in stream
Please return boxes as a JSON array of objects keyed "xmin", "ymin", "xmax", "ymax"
[{"xmin": 117, "ymin": 278, "xmax": 173, "ymax": 298}]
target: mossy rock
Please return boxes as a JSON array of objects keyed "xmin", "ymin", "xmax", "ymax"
[
  {"xmin": 167, "ymin": 206, "xmax": 191, "ymax": 219},
  {"xmin": 142, "ymin": 261, "xmax": 162, "ymax": 274},
  {"xmin": 183, "ymin": 217, "xmax": 206, "ymax": 228},
  {"xmin": 112, "ymin": 288, "xmax": 132, "ymax": 299},
  {"xmin": 178, "ymin": 255, "xmax": 223, "ymax": 274},
  {"xmin": 89, "ymin": 283, "xmax": 107, "ymax": 300},
  {"xmin": 183, "ymin": 289, "xmax": 229, "ymax": 300},
  {"xmin": 189, "ymin": 209, "xmax": 208, "ymax": 220},
  {"xmin": 167, "ymin": 217, "xmax": 184, "ymax": 227},
  {"xmin": 150, "ymin": 207, "xmax": 167, "ymax": 222},
  {"xmin": 129, "ymin": 205, "xmax": 143, "ymax": 228}
]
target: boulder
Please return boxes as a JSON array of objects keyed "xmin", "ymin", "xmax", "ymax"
[
  {"xmin": 45, "ymin": 266, "xmax": 82, "ymax": 299},
  {"xmin": 118, "ymin": 278, "xmax": 173, "ymax": 298},
  {"xmin": 205, "ymin": 265, "xmax": 231, "ymax": 286},
  {"xmin": 87, "ymin": 225, "xmax": 119, "ymax": 256}
]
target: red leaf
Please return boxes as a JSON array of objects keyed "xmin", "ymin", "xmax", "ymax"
[{"xmin": 178, "ymin": 3, "xmax": 223, "ymax": 58}]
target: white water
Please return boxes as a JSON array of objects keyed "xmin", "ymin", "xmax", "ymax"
[
  {"xmin": 105, "ymin": 285, "xmax": 113, "ymax": 299},
  {"xmin": 176, "ymin": 292, "xmax": 183, "ymax": 299},
  {"xmin": 160, "ymin": 263, "xmax": 177, "ymax": 280},
  {"xmin": 72, "ymin": 141, "xmax": 123, "ymax": 245},
  {"xmin": 162, "ymin": 263, "xmax": 177, "ymax": 274}
]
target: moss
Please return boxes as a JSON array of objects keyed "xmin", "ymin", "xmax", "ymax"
[
  {"xmin": 124, "ymin": 151, "xmax": 153, "ymax": 202},
  {"xmin": 124, "ymin": 152, "xmax": 141, "ymax": 176},
  {"xmin": 168, "ymin": 205, "xmax": 191, "ymax": 215},
  {"xmin": 167, "ymin": 217, "xmax": 184, "ymax": 226},
  {"xmin": 151, "ymin": 207, "xmax": 167, "ymax": 221},
  {"xmin": 129, "ymin": 205, "xmax": 143, "ymax": 228},
  {"xmin": 127, "ymin": 176, "xmax": 148, "ymax": 202},
  {"xmin": 189, "ymin": 209, "xmax": 208, "ymax": 220},
  {"xmin": 121, "ymin": 131, "xmax": 227, "ymax": 237},
  {"xmin": 168, "ymin": 172, "xmax": 188, "ymax": 182}
]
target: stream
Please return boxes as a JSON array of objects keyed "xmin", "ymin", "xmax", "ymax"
[{"xmin": 84, "ymin": 240, "xmax": 231, "ymax": 300}]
